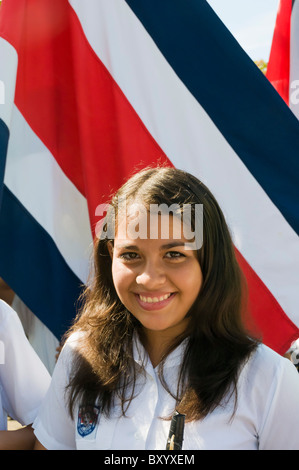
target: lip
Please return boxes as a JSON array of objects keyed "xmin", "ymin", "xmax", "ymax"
[{"xmin": 134, "ymin": 292, "xmax": 176, "ymax": 311}]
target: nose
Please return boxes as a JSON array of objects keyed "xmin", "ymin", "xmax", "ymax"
[{"xmin": 135, "ymin": 260, "xmax": 166, "ymax": 289}]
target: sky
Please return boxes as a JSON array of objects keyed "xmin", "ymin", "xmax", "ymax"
[{"xmin": 206, "ymin": 0, "xmax": 280, "ymax": 61}]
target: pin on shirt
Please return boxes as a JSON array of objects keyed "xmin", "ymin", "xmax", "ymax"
[{"xmin": 166, "ymin": 411, "xmax": 185, "ymax": 450}]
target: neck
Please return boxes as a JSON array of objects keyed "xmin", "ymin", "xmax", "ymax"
[{"xmin": 140, "ymin": 328, "xmax": 186, "ymax": 368}]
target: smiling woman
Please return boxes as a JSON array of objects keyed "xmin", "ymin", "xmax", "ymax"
[
  {"xmin": 109, "ymin": 211, "xmax": 203, "ymax": 367},
  {"xmin": 33, "ymin": 166, "xmax": 299, "ymax": 450}
]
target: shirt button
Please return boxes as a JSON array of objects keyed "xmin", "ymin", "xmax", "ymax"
[{"xmin": 134, "ymin": 431, "xmax": 142, "ymax": 440}]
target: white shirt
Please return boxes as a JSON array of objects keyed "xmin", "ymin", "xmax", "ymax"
[
  {"xmin": 0, "ymin": 300, "xmax": 51, "ymax": 430},
  {"xmin": 33, "ymin": 332, "xmax": 299, "ymax": 450}
]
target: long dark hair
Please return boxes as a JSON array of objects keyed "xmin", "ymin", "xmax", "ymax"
[{"xmin": 66, "ymin": 166, "xmax": 259, "ymax": 421}]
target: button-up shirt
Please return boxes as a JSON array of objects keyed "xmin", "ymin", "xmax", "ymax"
[{"xmin": 33, "ymin": 331, "xmax": 299, "ymax": 450}]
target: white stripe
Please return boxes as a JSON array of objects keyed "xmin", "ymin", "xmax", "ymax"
[
  {"xmin": 4, "ymin": 106, "xmax": 93, "ymax": 283},
  {"xmin": 290, "ymin": 0, "xmax": 299, "ymax": 118},
  {"xmin": 70, "ymin": 0, "xmax": 299, "ymax": 326},
  {"xmin": 0, "ymin": 38, "xmax": 18, "ymax": 128}
]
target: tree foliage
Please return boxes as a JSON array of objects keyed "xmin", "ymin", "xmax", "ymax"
[{"xmin": 254, "ymin": 60, "xmax": 268, "ymax": 75}]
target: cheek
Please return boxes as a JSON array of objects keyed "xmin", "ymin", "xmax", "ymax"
[
  {"xmin": 180, "ymin": 264, "xmax": 203, "ymax": 297},
  {"xmin": 111, "ymin": 260, "xmax": 133, "ymax": 297},
  {"xmin": 111, "ymin": 260, "xmax": 122, "ymax": 290}
]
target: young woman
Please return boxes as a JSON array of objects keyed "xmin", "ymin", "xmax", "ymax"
[{"xmin": 33, "ymin": 167, "xmax": 299, "ymax": 450}]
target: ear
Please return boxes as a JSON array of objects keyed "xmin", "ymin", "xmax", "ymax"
[{"xmin": 107, "ymin": 241, "xmax": 114, "ymax": 259}]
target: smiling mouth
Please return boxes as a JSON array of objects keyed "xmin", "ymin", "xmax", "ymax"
[
  {"xmin": 138, "ymin": 293, "xmax": 173, "ymax": 303},
  {"xmin": 134, "ymin": 292, "xmax": 176, "ymax": 311}
]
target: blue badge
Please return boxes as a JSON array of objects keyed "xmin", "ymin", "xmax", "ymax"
[{"xmin": 77, "ymin": 406, "xmax": 100, "ymax": 438}]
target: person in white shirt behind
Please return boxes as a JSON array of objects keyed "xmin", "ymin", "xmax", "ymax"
[
  {"xmin": 33, "ymin": 166, "xmax": 299, "ymax": 450},
  {"xmin": 0, "ymin": 299, "xmax": 51, "ymax": 449},
  {"xmin": 0, "ymin": 277, "xmax": 60, "ymax": 375},
  {"xmin": 285, "ymin": 338, "xmax": 299, "ymax": 371}
]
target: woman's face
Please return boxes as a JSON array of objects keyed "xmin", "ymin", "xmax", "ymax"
[{"xmin": 109, "ymin": 207, "xmax": 203, "ymax": 343}]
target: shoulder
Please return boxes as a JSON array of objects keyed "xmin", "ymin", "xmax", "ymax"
[
  {"xmin": 0, "ymin": 299, "xmax": 26, "ymax": 337},
  {"xmin": 248, "ymin": 342, "xmax": 283, "ymax": 367},
  {"xmin": 239, "ymin": 343, "xmax": 299, "ymax": 401},
  {"xmin": 0, "ymin": 299, "xmax": 16, "ymax": 322},
  {"xmin": 237, "ymin": 342, "xmax": 299, "ymax": 414},
  {"xmin": 242, "ymin": 343, "xmax": 294, "ymax": 381},
  {"xmin": 242, "ymin": 345, "xmax": 299, "ymax": 449},
  {"xmin": 54, "ymin": 330, "xmax": 85, "ymax": 376},
  {"xmin": 253, "ymin": 343, "xmax": 293, "ymax": 370},
  {"xmin": 62, "ymin": 330, "xmax": 85, "ymax": 356}
]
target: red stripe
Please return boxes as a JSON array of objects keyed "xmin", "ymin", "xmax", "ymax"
[
  {"xmin": 1, "ymin": 0, "xmax": 298, "ymax": 353},
  {"xmin": 266, "ymin": 0, "xmax": 293, "ymax": 104},
  {"xmin": 236, "ymin": 250, "xmax": 298, "ymax": 354},
  {"xmin": 0, "ymin": 0, "xmax": 170, "ymax": 225}
]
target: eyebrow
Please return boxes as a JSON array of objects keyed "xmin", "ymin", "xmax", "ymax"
[{"xmin": 114, "ymin": 241, "xmax": 187, "ymax": 250}]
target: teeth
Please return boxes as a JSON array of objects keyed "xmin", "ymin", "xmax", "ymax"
[{"xmin": 139, "ymin": 293, "xmax": 172, "ymax": 303}]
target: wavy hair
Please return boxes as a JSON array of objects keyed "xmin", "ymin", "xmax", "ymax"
[{"xmin": 66, "ymin": 166, "xmax": 259, "ymax": 421}]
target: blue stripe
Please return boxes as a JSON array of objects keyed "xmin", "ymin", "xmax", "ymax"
[
  {"xmin": 0, "ymin": 186, "xmax": 83, "ymax": 339},
  {"xmin": 125, "ymin": 0, "xmax": 299, "ymax": 236},
  {"xmin": 0, "ymin": 118, "xmax": 9, "ymax": 207}
]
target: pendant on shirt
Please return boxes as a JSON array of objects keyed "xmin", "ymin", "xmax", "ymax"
[{"xmin": 77, "ymin": 405, "xmax": 100, "ymax": 438}]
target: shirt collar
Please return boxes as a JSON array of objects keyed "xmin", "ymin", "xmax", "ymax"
[{"xmin": 132, "ymin": 332, "xmax": 188, "ymax": 373}]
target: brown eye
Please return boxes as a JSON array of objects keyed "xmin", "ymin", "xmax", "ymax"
[
  {"xmin": 119, "ymin": 252, "xmax": 140, "ymax": 261},
  {"xmin": 165, "ymin": 251, "xmax": 185, "ymax": 259}
]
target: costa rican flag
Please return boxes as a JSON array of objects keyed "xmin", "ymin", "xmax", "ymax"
[{"xmin": 0, "ymin": 0, "xmax": 298, "ymax": 353}]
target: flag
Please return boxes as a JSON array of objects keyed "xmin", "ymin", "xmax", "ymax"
[
  {"xmin": 267, "ymin": 0, "xmax": 299, "ymax": 118},
  {"xmin": 266, "ymin": 0, "xmax": 293, "ymax": 104},
  {"xmin": 0, "ymin": 0, "xmax": 298, "ymax": 352}
]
